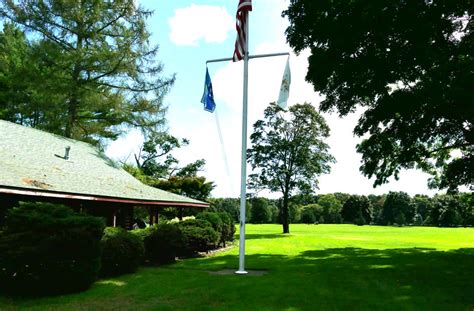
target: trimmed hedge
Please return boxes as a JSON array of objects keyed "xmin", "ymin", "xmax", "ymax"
[
  {"xmin": 142, "ymin": 224, "xmax": 185, "ymax": 265},
  {"xmin": 196, "ymin": 212, "xmax": 223, "ymax": 240},
  {"xmin": 0, "ymin": 202, "xmax": 104, "ymax": 296},
  {"xmin": 217, "ymin": 212, "xmax": 235, "ymax": 246},
  {"xmin": 178, "ymin": 219, "xmax": 219, "ymax": 255},
  {"xmin": 100, "ymin": 227, "xmax": 144, "ymax": 277}
]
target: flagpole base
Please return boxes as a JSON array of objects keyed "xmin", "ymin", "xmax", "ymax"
[{"xmin": 235, "ymin": 270, "xmax": 248, "ymax": 275}]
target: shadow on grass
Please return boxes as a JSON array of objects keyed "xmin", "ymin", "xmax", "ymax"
[
  {"xmin": 2, "ymin": 248, "xmax": 473, "ymax": 310},
  {"xmin": 173, "ymin": 247, "xmax": 474, "ymax": 310},
  {"xmin": 242, "ymin": 233, "xmax": 292, "ymax": 240}
]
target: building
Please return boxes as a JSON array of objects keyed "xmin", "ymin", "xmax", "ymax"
[{"xmin": 0, "ymin": 120, "xmax": 208, "ymax": 228}]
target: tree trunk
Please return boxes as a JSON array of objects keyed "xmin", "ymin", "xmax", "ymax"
[
  {"xmin": 282, "ymin": 192, "xmax": 290, "ymax": 234},
  {"xmin": 65, "ymin": 33, "xmax": 83, "ymax": 138},
  {"xmin": 65, "ymin": 96, "xmax": 77, "ymax": 138}
]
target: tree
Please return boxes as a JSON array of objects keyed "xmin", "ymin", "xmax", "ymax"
[
  {"xmin": 0, "ymin": 0, "xmax": 174, "ymax": 144},
  {"xmin": 412, "ymin": 194, "xmax": 432, "ymax": 224},
  {"xmin": 283, "ymin": 0, "xmax": 473, "ymax": 192},
  {"xmin": 341, "ymin": 195, "xmax": 372, "ymax": 225},
  {"xmin": 317, "ymin": 194, "xmax": 343, "ymax": 223},
  {"xmin": 134, "ymin": 131, "xmax": 190, "ymax": 178},
  {"xmin": 208, "ymin": 198, "xmax": 240, "ymax": 223},
  {"xmin": 249, "ymin": 197, "xmax": 272, "ymax": 224},
  {"xmin": 299, "ymin": 204, "xmax": 324, "ymax": 224},
  {"xmin": 155, "ymin": 176, "xmax": 214, "ymax": 201},
  {"xmin": 247, "ymin": 103, "xmax": 334, "ymax": 233},
  {"xmin": 368, "ymin": 194, "xmax": 386, "ymax": 225},
  {"xmin": 381, "ymin": 192, "xmax": 414, "ymax": 226},
  {"xmin": 430, "ymin": 193, "xmax": 472, "ymax": 227}
]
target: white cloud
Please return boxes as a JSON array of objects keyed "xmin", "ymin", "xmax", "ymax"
[{"xmin": 169, "ymin": 4, "xmax": 234, "ymax": 46}]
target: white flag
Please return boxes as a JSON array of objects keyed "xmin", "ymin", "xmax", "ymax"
[{"xmin": 277, "ymin": 57, "xmax": 291, "ymax": 108}]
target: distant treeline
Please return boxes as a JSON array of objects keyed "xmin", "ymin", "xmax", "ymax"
[{"xmin": 208, "ymin": 192, "xmax": 474, "ymax": 227}]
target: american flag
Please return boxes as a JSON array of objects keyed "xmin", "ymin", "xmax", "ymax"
[{"xmin": 232, "ymin": 0, "xmax": 252, "ymax": 62}]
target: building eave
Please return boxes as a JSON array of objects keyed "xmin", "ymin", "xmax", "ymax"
[{"xmin": 0, "ymin": 186, "xmax": 209, "ymax": 209}]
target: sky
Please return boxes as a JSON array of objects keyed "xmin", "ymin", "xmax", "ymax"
[{"xmin": 105, "ymin": 0, "xmax": 441, "ymax": 198}]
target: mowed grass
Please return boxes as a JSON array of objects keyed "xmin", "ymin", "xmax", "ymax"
[{"xmin": 1, "ymin": 224, "xmax": 473, "ymax": 311}]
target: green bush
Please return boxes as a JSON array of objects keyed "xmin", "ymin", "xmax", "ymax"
[
  {"xmin": 178, "ymin": 219, "xmax": 219, "ymax": 255},
  {"xmin": 217, "ymin": 212, "xmax": 235, "ymax": 246},
  {"xmin": 143, "ymin": 224, "xmax": 185, "ymax": 264},
  {"xmin": 130, "ymin": 226, "xmax": 154, "ymax": 241},
  {"xmin": 0, "ymin": 202, "xmax": 104, "ymax": 296},
  {"xmin": 100, "ymin": 227, "xmax": 144, "ymax": 277},
  {"xmin": 196, "ymin": 212, "xmax": 223, "ymax": 240}
]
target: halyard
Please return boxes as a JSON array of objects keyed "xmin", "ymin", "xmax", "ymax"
[{"xmin": 1, "ymin": 224, "xmax": 473, "ymax": 310}]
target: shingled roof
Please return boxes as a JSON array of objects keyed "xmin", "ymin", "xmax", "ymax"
[{"xmin": 0, "ymin": 120, "xmax": 208, "ymax": 208}]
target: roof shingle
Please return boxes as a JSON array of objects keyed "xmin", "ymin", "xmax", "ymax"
[{"xmin": 0, "ymin": 120, "xmax": 208, "ymax": 207}]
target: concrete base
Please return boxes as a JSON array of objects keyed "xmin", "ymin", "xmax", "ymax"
[{"xmin": 208, "ymin": 269, "xmax": 267, "ymax": 276}]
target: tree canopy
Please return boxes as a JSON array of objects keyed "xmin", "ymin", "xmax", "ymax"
[
  {"xmin": 0, "ymin": 0, "xmax": 174, "ymax": 145},
  {"xmin": 247, "ymin": 103, "xmax": 334, "ymax": 233},
  {"xmin": 283, "ymin": 0, "xmax": 473, "ymax": 192}
]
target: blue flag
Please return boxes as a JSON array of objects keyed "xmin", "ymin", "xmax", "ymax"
[{"xmin": 201, "ymin": 67, "xmax": 216, "ymax": 113}]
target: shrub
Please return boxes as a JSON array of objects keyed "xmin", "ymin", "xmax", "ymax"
[
  {"xmin": 100, "ymin": 227, "xmax": 144, "ymax": 277},
  {"xmin": 143, "ymin": 224, "xmax": 185, "ymax": 265},
  {"xmin": 196, "ymin": 212, "xmax": 223, "ymax": 240},
  {"xmin": 217, "ymin": 212, "xmax": 236, "ymax": 246},
  {"xmin": 130, "ymin": 226, "xmax": 154, "ymax": 242},
  {"xmin": 0, "ymin": 202, "xmax": 104, "ymax": 296},
  {"xmin": 178, "ymin": 219, "xmax": 219, "ymax": 255}
]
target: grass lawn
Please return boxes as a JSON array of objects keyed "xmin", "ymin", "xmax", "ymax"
[{"xmin": 1, "ymin": 224, "xmax": 473, "ymax": 310}]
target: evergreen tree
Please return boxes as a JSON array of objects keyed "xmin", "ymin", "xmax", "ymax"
[{"xmin": 0, "ymin": 0, "xmax": 174, "ymax": 144}]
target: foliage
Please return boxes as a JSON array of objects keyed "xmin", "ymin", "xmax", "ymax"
[
  {"xmin": 142, "ymin": 224, "xmax": 185, "ymax": 265},
  {"xmin": 195, "ymin": 212, "xmax": 223, "ymax": 240},
  {"xmin": 412, "ymin": 194, "xmax": 432, "ymax": 224},
  {"xmin": 0, "ymin": 202, "xmax": 104, "ymax": 296},
  {"xmin": 125, "ymin": 136, "xmax": 214, "ymax": 201},
  {"xmin": 317, "ymin": 194, "xmax": 343, "ymax": 223},
  {"xmin": 155, "ymin": 175, "xmax": 214, "ymax": 201},
  {"xmin": 341, "ymin": 195, "xmax": 372, "ymax": 224},
  {"xmin": 134, "ymin": 131, "xmax": 191, "ymax": 179},
  {"xmin": 283, "ymin": 0, "xmax": 473, "ymax": 192},
  {"xmin": 299, "ymin": 205, "xmax": 321, "ymax": 224},
  {"xmin": 177, "ymin": 219, "xmax": 219, "ymax": 255},
  {"xmin": 217, "ymin": 212, "xmax": 236, "ymax": 247},
  {"xmin": 249, "ymin": 197, "xmax": 272, "ymax": 224},
  {"xmin": 381, "ymin": 192, "xmax": 414, "ymax": 226},
  {"xmin": 429, "ymin": 194, "xmax": 471, "ymax": 227},
  {"xmin": 368, "ymin": 194, "xmax": 386, "ymax": 225},
  {"xmin": 100, "ymin": 227, "xmax": 144, "ymax": 277},
  {"xmin": 0, "ymin": 0, "xmax": 174, "ymax": 144},
  {"xmin": 208, "ymin": 198, "xmax": 240, "ymax": 222},
  {"xmin": 247, "ymin": 103, "xmax": 334, "ymax": 233}
]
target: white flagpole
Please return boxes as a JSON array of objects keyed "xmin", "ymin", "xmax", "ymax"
[{"xmin": 236, "ymin": 9, "xmax": 250, "ymax": 275}]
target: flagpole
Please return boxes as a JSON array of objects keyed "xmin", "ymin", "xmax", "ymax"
[{"xmin": 236, "ymin": 9, "xmax": 250, "ymax": 275}]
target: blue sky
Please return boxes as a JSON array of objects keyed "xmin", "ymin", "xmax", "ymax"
[{"xmin": 106, "ymin": 0, "xmax": 440, "ymax": 198}]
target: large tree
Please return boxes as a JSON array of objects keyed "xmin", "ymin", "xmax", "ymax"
[
  {"xmin": 0, "ymin": 0, "xmax": 174, "ymax": 144},
  {"xmin": 283, "ymin": 0, "xmax": 473, "ymax": 192},
  {"xmin": 247, "ymin": 103, "xmax": 334, "ymax": 233}
]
